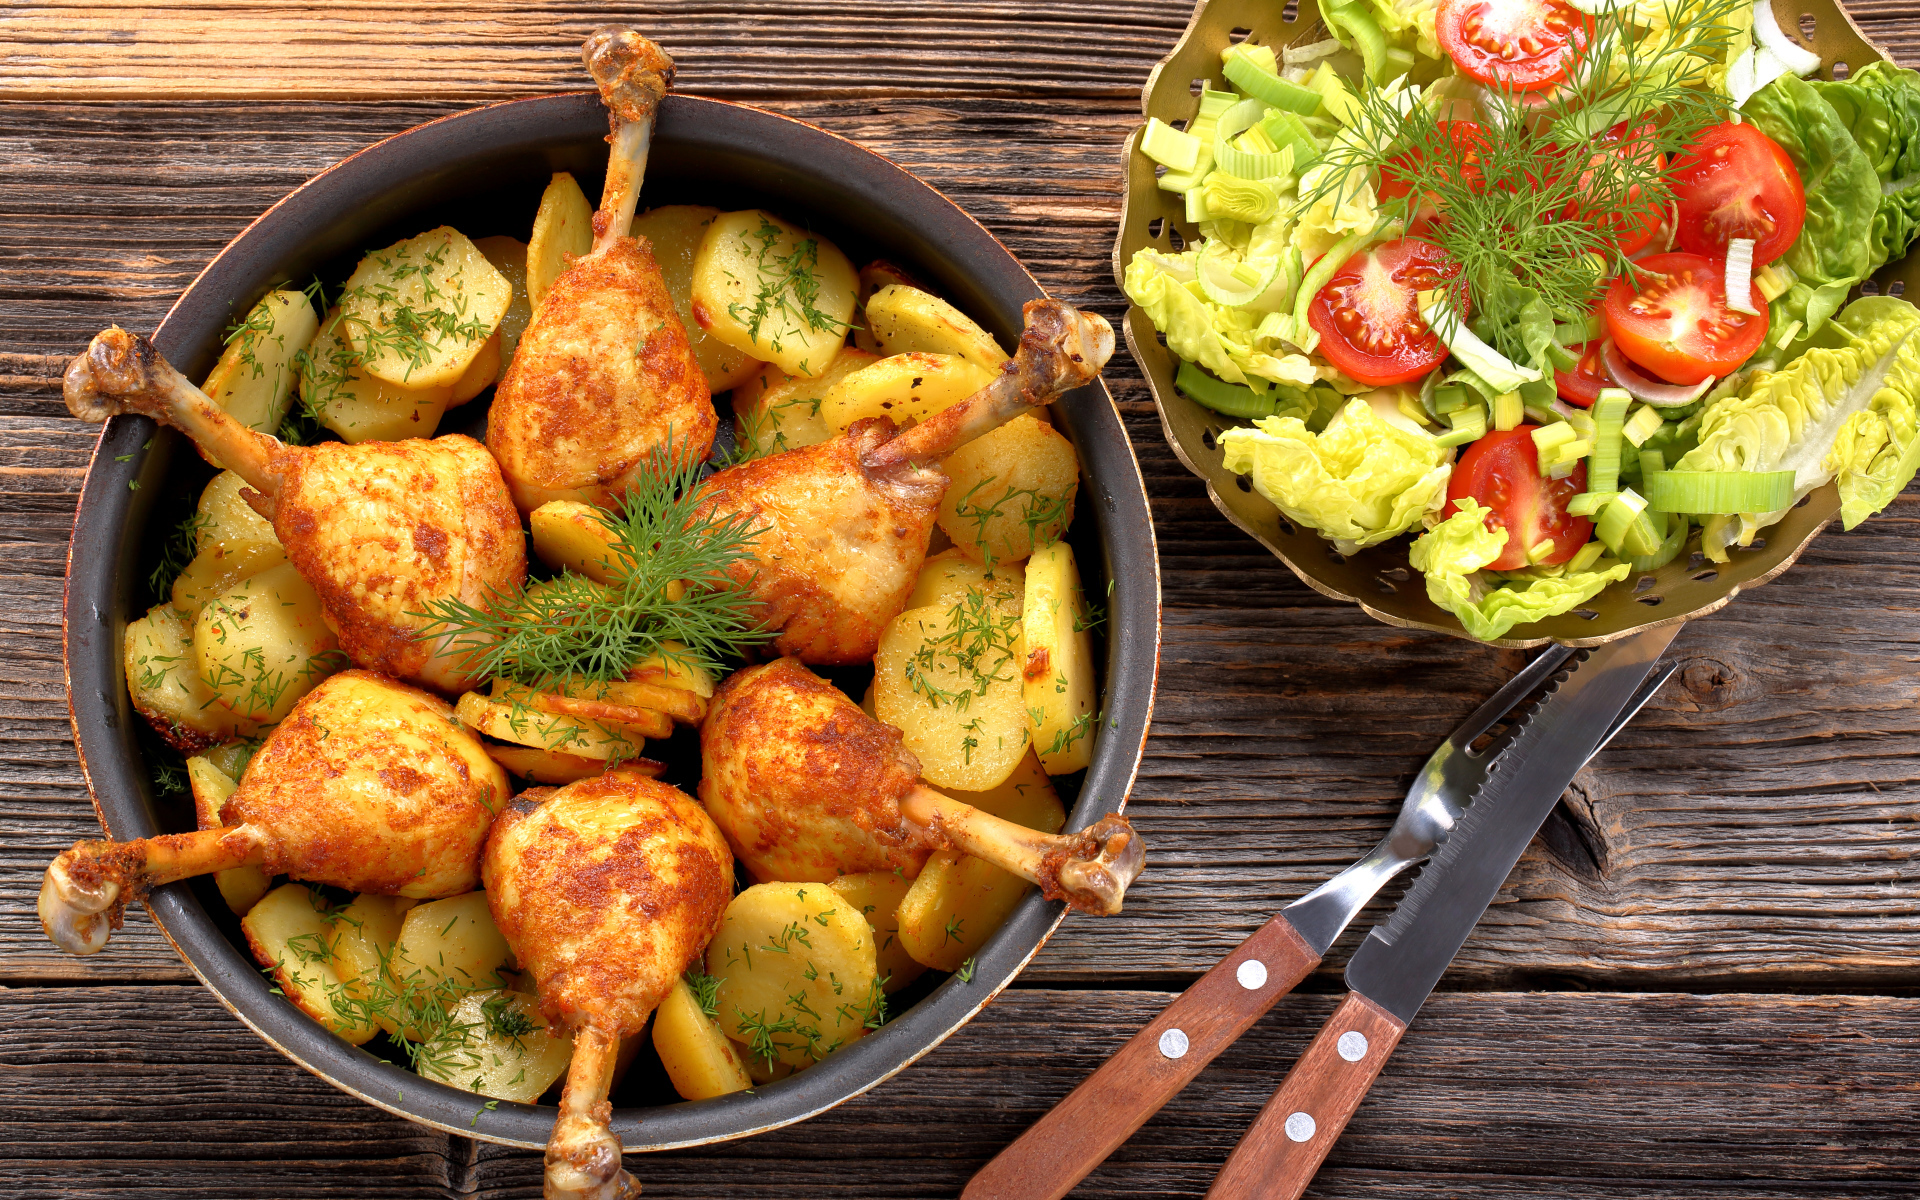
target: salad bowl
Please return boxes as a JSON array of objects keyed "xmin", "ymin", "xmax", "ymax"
[
  {"xmin": 62, "ymin": 91, "xmax": 1160, "ymax": 1150},
  {"xmin": 1117, "ymin": 0, "xmax": 1911, "ymax": 646}
]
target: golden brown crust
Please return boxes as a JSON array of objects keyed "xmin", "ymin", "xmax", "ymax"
[
  {"xmin": 694, "ymin": 422, "xmax": 940, "ymax": 664},
  {"xmin": 699, "ymin": 658, "xmax": 926, "ymax": 882},
  {"xmin": 482, "ymin": 769, "xmax": 733, "ymax": 1034},
  {"xmin": 488, "ymin": 237, "xmax": 714, "ymax": 512}
]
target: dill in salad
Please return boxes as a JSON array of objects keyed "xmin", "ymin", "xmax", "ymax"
[{"xmin": 1128, "ymin": 0, "xmax": 1920, "ymax": 639}]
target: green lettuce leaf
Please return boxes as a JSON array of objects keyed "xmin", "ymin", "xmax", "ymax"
[
  {"xmin": 1219, "ymin": 396, "xmax": 1453, "ymax": 553},
  {"xmin": 1408, "ymin": 502, "xmax": 1631, "ymax": 641},
  {"xmin": 1124, "ymin": 245, "xmax": 1328, "ymax": 389},
  {"xmin": 1812, "ymin": 62, "xmax": 1920, "ymax": 269},
  {"xmin": 1677, "ymin": 294, "xmax": 1920, "ymax": 550}
]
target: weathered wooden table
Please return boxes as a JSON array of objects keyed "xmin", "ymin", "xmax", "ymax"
[{"xmin": 5, "ymin": 5, "xmax": 1919, "ymax": 1197}]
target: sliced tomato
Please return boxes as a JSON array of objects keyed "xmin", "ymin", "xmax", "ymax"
[
  {"xmin": 1553, "ymin": 338, "xmax": 1609, "ymax": 408},
  {"xmin": 1669, "ymin": 121, "xmax": 1806, "ymax": 265},
  {"xmin": 1379, "ymin": 121, "xmax": 1488, "ymax": 210},
  {"xmin": 1307, "ymin": 238, "xmax": 1462, "ymax": 387},
  {"xmin": 1603, "ymin": 252, "xmax": 1768, "ymax": 385},
  {"xmin": 1436, "ymin": 0, "xmax": 1589, "ymax": 92},
  {"xmin": 1562, "ymin": 124, "xmax": 1666, "ymax": 257},
  {"xmin": 1445, "ymin": 426, "xmax": 1592, "ymax": 571}
]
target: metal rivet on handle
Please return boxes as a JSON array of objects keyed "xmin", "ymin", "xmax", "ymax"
[
  {"xmin": 1337, "ymin": 1031, "xmax": 1369, "ymax": 1062},
  {"xmin": 1236, "ymin": 959, "xmax": 1268, "ymax": 990},
  {"xmin": 1159, "ymin": 1028, "xmax": 1190, "ymax": 1059},
  {"xmin": 1284, "ymin": 1111, "xmax": 1316, "ymax": 1142}
]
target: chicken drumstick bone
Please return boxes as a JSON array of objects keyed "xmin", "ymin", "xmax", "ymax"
[
  {"xmin": 700, "ymin": 658, "xmax": 1144, "ymax": 915},
  {"xmin": 696, "ymin": 298, "xmax": 1114, "ymax": 664},
  {"xmin": 484, "ymin": 768, "xmax": 734, "ymax": 1200},
  {"xmin": 63, "ymin": 329, "xmax": 526, "ymax": 694},
  {"xmin": 40, "ymin": 671, "xmax": 510, "ymax": 955},
  {"xmin": 487, "ymin": 26, "xmax": 715, "ymax": 513}
]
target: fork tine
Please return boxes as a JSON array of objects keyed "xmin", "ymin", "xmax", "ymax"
[{"xmin": 1447, "ymin": 643, "xmax": 1576, "ymax": 753}]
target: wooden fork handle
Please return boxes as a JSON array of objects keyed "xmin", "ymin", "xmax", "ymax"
[
  {"xmin": 962, "ymin": 915, "xmax": 1320, "ymax": 1200},
  {"xmin": 1205, "ymin": 991, "xmax": 1408, "ymax": 1200}
]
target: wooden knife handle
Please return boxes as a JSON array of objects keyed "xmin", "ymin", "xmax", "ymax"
[
  {"xmin": 963, "ymin": 915, "xmax": 1319, "ymax": 1200},
  {"xmin": 1205, "ymin": 991, "xmax": 1408, "ymax": 1200}
]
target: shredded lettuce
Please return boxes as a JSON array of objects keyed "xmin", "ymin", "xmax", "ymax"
[
  {"xmin": 1219, "ymin": 396, "xmax": 1453, "ymax": 554},
  {"xmin": 1410, "ymin": 502, "xmax": 1631, "ymax": 640}
]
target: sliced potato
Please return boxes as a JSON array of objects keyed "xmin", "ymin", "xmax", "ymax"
[
  {"xmin": 455, "ymin": 691, "xmax": 653, "ymax": 761},
  {"xmin": 852, "ymin": 261, "xmax": 923, "ymax": 354},
  {"xmin": 946, "ymin": 750, "xmax": 1066, "ymax": 832},
  {"xmin": 938, "ymin": 414, "xmax": 1079, "ymax": 567},
  {"xmin": 195, "ymin": 469, "xmax": 277, "ymax": 548},
  {"xmin": 472, "ymin": 235, "xmax": 532, "ymax": 371},
  {"xmin": 707, "ymin": 882, "xmax": 881, "ymax": 1069},
  {"xmin": 124, "ymin": 603, "xmax": 251, "ymax": 752},
  {"xmin": 874, "ymin": 603, "xmax": 1029, "ymax": 792},
  {"xmin": 1023, "ymin": 540, "xmax": 1098, "ymax": 775},
  {"xmin": 185, "ymin": 754, "xmax": 271, "ymax": 915},
  {"xmin": 194, "ymin": 562, "xmax": 344, "ymax": 725},
  {"xmin": 335, "ymin": 226, "xmax": 511, "ymax": 389},
  {"xmin": 529, "ymin": 500, "xmax": 628, "ymax": 584},
  {"xmin": 690, "ymin": 209, "xmax": 857, "ymax": 377},
  {"xmin": 627, "ymin": 643, "xmax": 717, "ymax": 699},
  {"xmin": 201, "ymin": 738, "xmax": 259, "ymax": 783},
  {"xmin": 483, "ymin": 742, "xmax": 617, "ymax": 785},
  {"xmin": 742, "ymin": 1051, "xmax": 797, "ymax": 1085},
  {"xmin": 864, "ymin": 284, "xmax": 1011, "ymax": 374},
  {"xmin": 447, "ymin": 333, "xmax": 502, "ymax": 406},
  {"xmin": 326, "ymin": 893, "xmax": 417, "ymax": 1036},
  {"xmin": 170, "ymin": 538, "xmax": 287, "ymax": 625},
  {"xmin": 820, "ymin": 352, "xmax": 996, "ymax": 434},
  {"xmin": 419, "ymin": 988, "xmax": 575, "ymax": 1102},
  {"xmin": 730, "ymin": 346, "xmax": 878, "ymax": 460},
  {"xmin": 828, "ymin": 871, "xmax": 925, "ymax": 995},
  {"xmin": 907, "ymin": 547, "xmax": 1025, "ymax": 615},
  {"xmin": 654, "ymin": 976, "xmax": 753, "ymax": 1101},
  {"xmin": 387, "ymin": 892, "xmax": 514, "ymax": 1040},
  {"xmin": 297, "ymin": 307, "xmax": 453, "ymax": 443},
  {"xmin": 201, "ymin": 289, "xmax": 320, "ymax": 435},
  {"xmin": 527, "ymin": 172, "xmax": 594, "ymax": 311},
  {"xmin": 242, "ymin": 883, "xmax": 376, "ymax": 1044},
  {"xmin": 632, "ymin": 205, "xmax": 761, "ymax": 392},
  {"xmin": 897, "ymin": 851, "xmax": 1028, "ymax": 974}
]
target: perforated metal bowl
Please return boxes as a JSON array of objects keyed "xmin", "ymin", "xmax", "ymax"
[{"xmin": 1116, "ymin": 0, "xmax": 1909, "ymax": 646}]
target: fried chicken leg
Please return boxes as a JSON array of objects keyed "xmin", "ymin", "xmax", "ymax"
[
  {"xmin": 484, "ymin": 768, "xmax": 734, "ymax": 1200},
  {"xmin": 64, "ymin": 328, "xmax": 526, "ymax": 694},
  {"xmin": 695, "ymin": 299, "xmax": 1113, "ymax": 664},
  {"xmin": 700, "ymin": 658, "xmax": 1143, "ymax": 914},
  {"xmin": 486, "ymin": 26, "xmax": 715, "ymax": 513},
  {"xmin": 40, "ymin": 671, "xmax": 510, "ymax": 955}
]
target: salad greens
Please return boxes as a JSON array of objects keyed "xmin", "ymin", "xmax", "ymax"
[{"xmin": 1411, "ymin": 500, "xmax": 1631, "ymax": 639}]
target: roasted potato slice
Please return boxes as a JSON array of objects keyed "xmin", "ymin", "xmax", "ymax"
[
  {"xmin": 938, "ymin": 415, "xmax": 1079, "ymax": 567},
  {"xmin": 195, "ymin": 469, "xmax": 278, "ymax": 548},
  {"xmin": 472, "ymin": 235, "xmax": 532, "ymax": 371},
  {"xmin": 852, "ymin": 261, "xmax": 922, "ymax": 353},
  {"xmin": 820, "ymin": 352, "xmax": 996, "ymax": 434},
  {"xmin": 1022, "ymin": 541, "xmax": 1098, "ymax": 775},
  {"xmin": 326, "ymin": 892, "xmax": 417, "ymax": 1036},
  {"xmin": 632, "ymin": 205, "xmax": 761, "ymax": 393},
  {"xmin": 455, "ymin": 691, "xmax": 654, "ymax": 761},
  {"xmin": 690, "ymin": 210, "xmax": 857, "ymax": 377},
  {"xmin": 528, "ymin": 500, "xmax": 628, "ymax": 583},
  {"xmin": 170, "ymin": 538, "xmax": 287, "ymax": 625},
  {"xmin": 527, "ymin": 172, "xmax": 594, "ymax": 310},
  {"xmin": 201, "ymin": 289, "xmax": 319, "ymax": 435},
  {"xmin": 243, "ymin": 884, "xmax": 376, "ymax": 1044},
  {"xmin": 335, "ymin": 226, "xmax": 511, "ymax": 389},
  {"xmin": 874, "ymin": 603, "xmax": 1030, "ymax": 792},
  {"xmin": 446, "ymin": 333, "xmax": 502, "ymax": 407},
  {"xmin": 185, "ymin": 754, "xmax": 271, "ymax": 915},
  {"xmin": 653, "ymin": 975, "xmax": 753, "ymax": 1101},
  {"xmin": 828, "ymin": 870, "xmax": 924, "ymax": 995},
  {"xmin": 482, "ymin": 743, "xmax": 621, "ymax": 785},
  {"xmin": 706, "ymin": 882, "xmax": 882, "ymax": 1069},
  {"xmin": 418, "ymin": 988, "xmax": 575, "ymax": 1102},
  {"xmin": 907, "ymin": 547, "xmax": 1025, "ymax": 615},
  {"xmin": 864, "ymin": 284, "xmax": 1011, "ymax": 374},
  {"xmin": 730, "ymin": 345, "xmax": 878, "ymax": 460},
  {"xmin": 297, "ymin": 307, "xmax": 453, "ymax": 443},
  {"xmin": 195, "ymin": 562, "xmax": 344, "ymax": 725},
  {"xmin": 125, "ymin": 602, "xmax": 252, "ymax": 752},
  {"xmin": 387, "ymin": 892, "xmax": 514, "ymax": 1041},
  {"xmin": 627, "ymin": 643, "xmax": 718, "ymax": 699}
]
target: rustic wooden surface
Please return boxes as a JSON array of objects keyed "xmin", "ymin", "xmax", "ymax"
[{"xmin": 2, "ymin": 4, "xmax": 1918, "ymax": 1197}]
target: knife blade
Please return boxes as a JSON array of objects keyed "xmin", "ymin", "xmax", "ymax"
[{"xmin": 1204, "ymin": 624, "xmax": 1682, "ymax": 1200}]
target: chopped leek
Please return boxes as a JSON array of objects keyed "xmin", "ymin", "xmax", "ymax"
[
  {"xmin": 1725, "ymin": 238, "xmax": 1760, "ymax": 316},
  {"xmin": 1532, "ymin": 422, "xmax": 1577, "ymax": 473},
  {"xmin": 1140, "ymin": 118, "xmax": 1203, "ymax": 172},
  {"xmin": 1625, "ymin": 512, "xmax": 1689, "ymax": 571},
  {"xmin": 1184, "ymin": 187, "xmax": 1212, "ymax": 223},
  {"xmin": 1202, "ymin": 171, "xmax": 1282, "ymax": 223},
  {"xmin": 1260, "ymin": 110, "xmax": 1323, "ymax": 170},
  {"xmin": 1322, "ymin": 0, "xmax": 1388, "ymax": 81},
  {"xmin": 1527, "ymin": 538, "xmax": 1560, "ymax": 566},
  {"xmin": 1198, "ymin": 87, "xmax": 1240, "ymax": 120},
  {"xmin": 1755, "ymin": 261, "xmax": 1795, "ymax": 303},
  {"xmin": 1566, "ymin": 492, "xmax": 1619, "ymax": 517},
  {"xmin": 1638, "ymin": 448, "xmax": 1666, "ymax": 478},
  {"xmin": 1214, "ymin": 99, "xmax": 1290, "ymax": 179},
  {"xmin": 1174, "ymin": 360, "xmax": 1278, "ymax": 419},
  {"xmin": 1594, "ymin": 488, "xmax": 1650, "ymax": 555},
  {"xmin": 1195, "ymin": 238, "xmax": 1282, "ymax": 306},
  {"xmin": 1433, "ymin": 383, "xmax": 1470, "ymax": 414},
  {"xmin": 1435, "ymin": 405, "xmax": 1487, "ymax": 448},
  {"xmin": 1418, "ymin": 292, "xmax": 1543, "ymax": 393},
  {"xmin": 1641, "ymin": 469, "xmax": 1797, "ymax": 514},
  {"xmin": 1222, "ymin": 46, "xmax": 1324, "ymax": 114},
  {"xmin": 1621, "ymin": 403, "xmax": 1665, "ymax": 447},
  {"xmin": 1491, "ymin": 391, "xmax": 1525, "ymax": 432},
  {"xmin": 1587, "ymin": 389, "xmax": 1632, "ymax": 495},
  {"xmin": 1548, "ymin": 438, "xmax": 1594, "ymax": 468},
  {"xmin": 1566, "ymin": 541, "xmax": 1608, "ymax": 573}
]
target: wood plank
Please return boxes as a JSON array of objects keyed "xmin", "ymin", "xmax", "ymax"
[{"xmin": 3, "ymin": 985, "xmax": 1916, "ymax": 1197}]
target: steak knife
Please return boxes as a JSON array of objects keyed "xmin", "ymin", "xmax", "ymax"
[{"xmin": 1205, "ymin": 624, "xmax": 1681, "ymax": 1200}]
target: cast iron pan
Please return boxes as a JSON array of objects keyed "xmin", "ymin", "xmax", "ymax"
[{"xmin": 62, "ymin": 92, "xmax": 1162, "ymax": 1150}]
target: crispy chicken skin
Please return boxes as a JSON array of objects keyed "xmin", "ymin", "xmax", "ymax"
[
  {"xmin": 699, "ymin": 657, "xmax": 928, "ymax": 883},
  {"xmin": 694, "ymin": 419, "xmax": 942, "ymax": 665},
  {"xmin": 486, "ymin": 237, "xmax": 715, "ymax": 512}
]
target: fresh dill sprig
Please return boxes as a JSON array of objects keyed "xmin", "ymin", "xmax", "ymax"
[
  {"xmin": 684, "ymin": 967, "xmax": 724, "ymax": 1021},
  {"xmin": 413, "ymin": 443, "xmax": 775, "ymax": 687},
  {"xmin": 147, "ymin": 509, "xmax": 207, "ymax": 603}
]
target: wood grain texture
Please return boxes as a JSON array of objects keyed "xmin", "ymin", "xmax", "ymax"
[{"xmin": 2, "ymin": 985, "xmax": 1916, "ymax": 1198}]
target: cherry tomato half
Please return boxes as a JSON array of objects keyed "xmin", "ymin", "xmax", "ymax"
[
  {"xmin": 1307, "ymin": 238, "xmax": 1463, "ymax": 387},
  {"xmin": 1602, "ymin": 252, "xmax": 1768, "ymax": 385},
  {"xmin": 1669, "ymin": 121, "xmax": 1806, "ymax": 265},
  {"xmin": 1445, "ymin": 426, "xmax": 1592, "ymax": 571},
  {"xmin": 1553, "ymin": 338, "xmax": 1610, "ymax": 408},
  {"xmin": 1379, "ymin": 120, "xmax": 1488, "ymax": 210},
  {"xmin": 1436, "ymin": 0, "xmax": 1590, "ymax": 93},
  {"xmin": 1562, "ymin": 124, "xmax": 1666, "ymax": 257}
]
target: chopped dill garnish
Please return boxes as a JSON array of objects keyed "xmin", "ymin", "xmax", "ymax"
[{"xmin": 684, "ymin": 967, "xmax": 724, "ymax": 1021}]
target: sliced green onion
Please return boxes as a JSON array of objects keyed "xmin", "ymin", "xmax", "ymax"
[
  {"xmin": 1140, "ymin": 118, "xmax": 1203, "ymax": 172},
  {"xmin": 1594, "ymin": 489, "xmax": 1650, "ymax": 554},
  {"xmin": 1566, "ymin": 491, "xmax": 1619, "ymax": 517},
  {"xmin": 1175, "ymin": 359, "xmax": 1277, "ymax": 419},
  {"xmin": 1566, "ymin": 540, "xmax": 1608, "ymax": 573},
  {"xmin": 1587, "ymin": 389, "xmax": 1632, "ymax": 495},
  {"xmin": 1641, "ymin": 469, "xmax": 1796, "ymax": 514},
  {"xmin": 1223, "ymin": 48, "xmax": 1325, "ymax": 114},
  {"xmin": 1725, "ymin": 238, "xmax": 1761, "ymax": 316},
  {"xmin": 1620, "ymin": 403, "xmax": 1665, "ymax": 448},
  {"xmin": 1322, "ymin": 0, "xmax": 1389, "ymax": 81},
  {"xmin": 1546, "ymin": 340, "xmax": 1579, "ymax": 372},
  {"xmin": 1626, "ymin": 512, "xmax": 1688, "ymax": 571},
  {"xmin": 1490, "ymin": 391, "xmax": 1525, "ymax": 432},
  {"xmin": 1435, "ymin": 405, "xmax": 1488, "ymax": 448}
]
